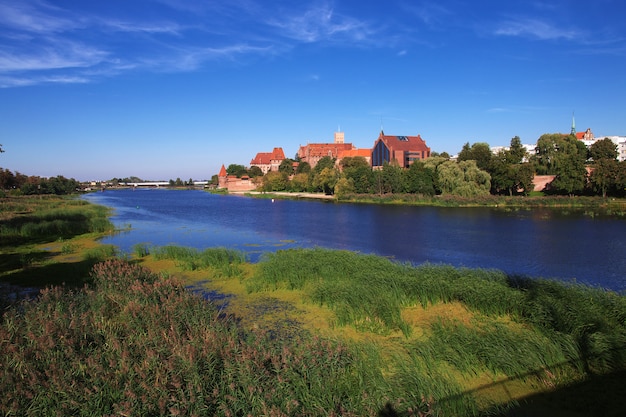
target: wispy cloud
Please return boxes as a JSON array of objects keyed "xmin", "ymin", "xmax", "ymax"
[
  {"xmin": 402, "ymin": 1, "xmax": 451, "ymax": 26},
  {"xmin": 266, "ymin": 3, "xmax": 375, "ymax": 44},
  {"xmin": 0, "ymin": 0, "xmax": 388, "ymax": 88},
  {"xmin": 494, "ymin": 17, "xmax": 580, "ymax": 41}
]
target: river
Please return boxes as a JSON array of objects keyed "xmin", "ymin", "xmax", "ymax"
[{"xmin": 82, "ymin": 189, "xmax": 626, "ymax": 292}]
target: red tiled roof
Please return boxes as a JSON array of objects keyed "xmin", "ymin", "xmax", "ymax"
[
  {"xmin": 338, "ymin": 148, "xmax": 371, "ymax": 159},
  {"xmin": 251, "ymin": 147, "xmax": 285, "ymax": 165},
  {"xmin": 377, "ymin": 132, "xmax": 429, "ymax": 152},
  {"xmin": 299, "ymin": 143, "xmax": 354, "ymax": 157},
  {"xmin": 218, "ymin": 164, "xmax": 227, "ymax": 177}
]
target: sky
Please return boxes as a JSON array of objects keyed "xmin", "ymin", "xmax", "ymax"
[{"xmin": 1, "ymin": 0, "xmax": 625, "ymax": 181}]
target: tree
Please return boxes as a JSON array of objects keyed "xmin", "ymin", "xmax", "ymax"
[
  {"xmin": 262, "ymin": 171, "xmax": 288, "ymax": 192},
  {"xmin": 589, "ymin": 138, "xmax": 618, "ymax": 162},
  {"xmin": 437, "ymin": 160, "xmax": 491, "ymax": 197},
  {"xmin": 334, "ymin": 177, "xmax": 355, "ymax": 198},
  {"xmin": 590, "ymin": 159, "xmax": 620, "ymax": 198},
  {"xmin": 381, "ymin": 162, "xmax": 407, "ymax": 194},
  {"xmin": 341, "ymin": 157, "xmax": 373, "ymax": 194},
  {"xmin": 532, "ymin": 133, "xmax": 562, "ymax": 174},
  {"xmin": 313, "ymin": 167, "xmax": 339, "ymax": 195},
  {"xmin": 313, "ymin": 156, "xmax": 336, "ymax": 174},
  {"xmin": 295, "ymin": 161, "xmax": 311, "ymax": 174},
  {"xmin": 507, "ymin": 136, "xmax": 527, "ymax": 164},
  {"xmin": 226, "ymin": 164, "xmax": 247, "ymax": 178},
  {"xmin": 457, "ymin": 142, "xmax": 492, "ymax": 170},
  {"xmin": 549, "ymin": 137, "xmax": 588, "ymax": 196},
  {"xmin": 278, "ymin": 158, "xmax": 295, "ymax": 175},
  {"xmin": 248, "ymin": 166, "xmax": 263, "ymax": 178},
  {"xmin": 406, "ymin": 161, "xmax": 436, "ymax": 195},
  {"xmin": 289, "ymin": 173, "xmax": 310, "ymax": 192}
]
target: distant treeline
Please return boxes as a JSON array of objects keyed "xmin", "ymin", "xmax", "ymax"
[{"xmin": 0, "ymin": 168, "xmax": 79, "ymax": 195}]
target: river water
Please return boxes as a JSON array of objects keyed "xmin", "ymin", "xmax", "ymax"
[{"xmin": 82, "ymin": 189, "xmax": 626, "ymax": 292}]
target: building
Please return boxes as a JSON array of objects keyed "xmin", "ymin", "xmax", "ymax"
[
  {"xmin": 371, "ymin": 131, "xmax": 431, "ymax": 168},
  {"xmin": 297, "ymin": 131, "xmax": 356, "ymax": 169},
  {"xmin": 217, "ymin": 164, "xmax": 257, "ymax": 192},
  {"xmin": 250, "ymin": 147, "xmax": 286, "ymax": 174},
  {"xmin": 337, "ymin": 148, "xmax": 372, "ymax": 167}
]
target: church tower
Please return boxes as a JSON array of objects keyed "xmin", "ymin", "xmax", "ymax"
[{"xmin": 571, "ymin": 112, "xmax": 576, "ymax": 135}]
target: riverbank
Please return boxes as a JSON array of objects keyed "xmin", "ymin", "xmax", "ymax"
[{"xmin": 229, "ymin": 190, "xmax": 626, "ymax": 214}]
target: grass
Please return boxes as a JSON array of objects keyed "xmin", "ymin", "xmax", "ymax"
[
  {"xmin": 2, "ymin": 195, "xmax": 626, "ymax": 416},
  {"xmin": 0, "ymin": 195, "xmax": 115, "ymax": 292}
]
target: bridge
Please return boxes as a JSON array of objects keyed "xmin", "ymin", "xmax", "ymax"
[{"xmin": 127, "ymin": 181, "xmax": 209, "ymax": 188}]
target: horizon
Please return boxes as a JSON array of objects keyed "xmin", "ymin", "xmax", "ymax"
[{"xmin": 1, "ymin": 0, "xmax": 625, "ymax": 182}]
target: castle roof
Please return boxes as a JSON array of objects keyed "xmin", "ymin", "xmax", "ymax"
[
  {"xmin": 250, "ymin": 147, "xmax": 285, "ymax": 165},
  {"xmin": 375, "ymin": 131, "xmax": 429, "ymax": 152}
]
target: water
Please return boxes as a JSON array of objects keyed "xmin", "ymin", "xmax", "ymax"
[{"xmin": 83, "ymin": 189, "xmax": 626, "ymax": 292}]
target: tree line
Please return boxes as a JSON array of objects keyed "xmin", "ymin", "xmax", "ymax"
[
  {"xmin": 220, "ymin": 135, "xmax": 626, "ymax": 198},
  {"xmin": 0, "ymin": 169, "xmax": 80, "ymax": 196}
]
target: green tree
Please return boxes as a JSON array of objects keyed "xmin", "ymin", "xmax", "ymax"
[
  {"xmin": 295, "ymin": 161, "xmax": 311, "ymax": 174},
  {"xmin": 313, "ymin": 156, "xmax": 336, "ymax": 174},
  {"xmin": 590, "ymin": 159, "xmax": 620, "ymax": 197},
  {"xmin": 262, "ymin": 171, "xmax": 288, "ymax": 192},
  {"xmin": 532, "ymin": 133, "xmax": 564, "ymax": 175},
  {"xmin": 381, "ymin": 162, "xmax": 407, "ymax": 193},
  {"xmin": 279, "ymin": 158, "xmax": 295, "ymax": 175},
  {"xmin": 334, "ymin": 177, "xmax": 355, "ymax": 198},
  {"xmin": 289, "ymin": 173, "xmax": 310, "ymax": 192},
  {"xmin": 313, "ymin": 167, "xmax": 339, "ymax": 195},
  {"xmin": 549, "ymin": 137, "xmax": 588, "ymax": 196},
  {"xmin": 341, "ymin": 157, "xmax": 373, "ymax": 194},
  {"xmin": 507, "ymin": 136, "xmax": 527, "ymax": 164},
  {"xmin": 248, "ymin": 166, "xmax": 263, "ymax": 178},
  {"xmin": 457, "ymin": 142, "xmax": 492, "ymax": 170},
  {"xmin": 226, "ymin": 164, "xmax": 247, "ymax": 178},
  {"xmin": 589, "ymin": 138, "xmax": 618, "ymax": 162},
  {"xmin": 438, "ymin": 160, "xmax": 491, "ymax": 197},
  {"xmin": 406, "ymin": 161, "xmax": 436, "ymax": 195}
]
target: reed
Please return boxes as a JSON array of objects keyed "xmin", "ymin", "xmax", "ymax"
[
  {"xmin": 151, "ymin": 245, "xmax": 247, "ymax": 277},
  {"xmin": 0, "ymin": 196, "xmax": 114, "ymax": 245},
  {"xmin": 252, "ymin": 248, "xmax": 626, "ymax": 371},
  {"xmin": 0, "ymin": 259, "xmax": 402, "ymax": 416}
]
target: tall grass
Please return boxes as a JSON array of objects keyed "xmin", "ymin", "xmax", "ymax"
[
  {"xmin": 252, "ymin": 248, "xmax": 626, "ymax": 372},
  {"xmin": 0, "ymin": 196, "xmax": 114, "ymax": 245},
  {"xmin": 0, "ymin": 259, "xmax": 401, "ymax": 416},
  {"xmin": 151, "ymin": 245, "xmax": 247, "ymax": 278}
]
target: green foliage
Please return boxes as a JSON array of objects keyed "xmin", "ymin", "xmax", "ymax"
[
  {"xmin": 152, "ymin": 245, "xmax": 246, "ymax": 277},
  {"xmin": 589, "ymin": 137, "xmax": 618, "ymax": 162},
  {"xmin": 457, "ymin": 142, "xmax": 493, "ymax": 170},
  {"xmin": 262, "ymin": 170, "xmax": 288, "ymax": 192},
  {"xmin": 252, "ymin": 248, "xmax": 626, "ymax": 370},
  {"xmin": 0, "ymin": 197, "xmax": 114, "ymax": 246},
  {"xmin": 312, "ymin": 166, "xmax": 339, "ymax": 195},
  {"xmin": 278, "ymin": 158, "xmax": 295, "ymax": 175},
  {"xmin": 438, "ymin": 160, "xmax": 491, "ymax": 197},
  {"xmin": 226, "ymin": 163, "xmax": 247, "ymax": 178}
]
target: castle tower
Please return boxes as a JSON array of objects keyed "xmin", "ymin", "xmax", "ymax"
[{"xmin": 334, "ymin": 129, "xmax": 344, "ymax": 144}]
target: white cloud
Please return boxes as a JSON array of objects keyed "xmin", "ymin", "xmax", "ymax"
[
  {"xmin": 267, "ymin": 4, "xmax": 374, "ymax": 44},
  {"xmin": 494, "ymin": 18, "xmax": 579, "ymax": 41}
]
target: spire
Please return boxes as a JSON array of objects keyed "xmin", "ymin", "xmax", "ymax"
[{"xmin": 571, "ymin": 112, "xmax": 576, "ymax": 135}]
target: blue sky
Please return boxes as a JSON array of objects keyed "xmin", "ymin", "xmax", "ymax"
[{"xmin": 1, "ymin": 0, "xmax": 625, "ymax": 181}]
